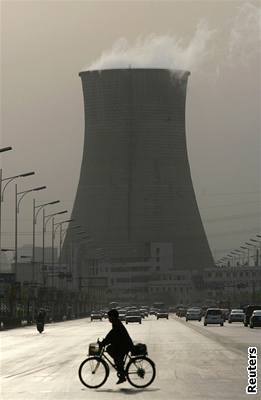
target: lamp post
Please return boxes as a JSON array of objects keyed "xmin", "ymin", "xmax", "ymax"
[
  {"xmin": 246, "ymin": 243, "xmax": 257, "ymax": 266},
  {"xmin": 250, "ymin": 238, "xmax": 261, "ymax": 266},
  {"xmin": 43, "ymin": 210, "xmax": 67, "ymax": 287},
  {"xmin": 33, "ymin": 200, "xmax": 60, "ymax": 284},
  {"xmin": 52, "ymin": 219, "xmax": 74, "ymax": 289},
  {"xmin": 54, "ymin": 219, "xmax": 74, "ymax": 265},
  {"xmin": 15, "ymin": 184, "xmax": 46, "ymax": 276},
  {"xmin": 231, "ymin": 250, "xmax": 241, "ymax": 267},
  {"xmin": 240, "ymin": 246, "xmax": 249, "ymax": 266},
  {"xmin": 0, "ymin": 170, "xmax": 35, "ymax": 263},
  {"xmin": 234, "ymin": 250, "xmax": 244, "ymax": 266},
  {"xmin": 0, "ymin": 146, "xmax": 12, "ymax": 153}
]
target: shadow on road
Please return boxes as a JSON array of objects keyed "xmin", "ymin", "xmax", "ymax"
[{"xmin": 94, "ymin": 387, "xmax": 160, "ymax": 395}]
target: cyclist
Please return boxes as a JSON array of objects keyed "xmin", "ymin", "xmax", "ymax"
[{"xmin": 99, "ymin": 308, "xmax": 133, "ymax": 384}]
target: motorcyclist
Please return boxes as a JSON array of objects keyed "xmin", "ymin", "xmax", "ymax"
[
  {"xmin": 36, "ymin": 309, "xmax": 46, "ymax": 333},
  {"xmin": 99, "ymin": 309, "xmax": 133, "ymax": 384}
]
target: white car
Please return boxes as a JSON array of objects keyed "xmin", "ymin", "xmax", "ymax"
[
  {"xmin": 118, "ymin": 309, "xmax": 127, "ymax": 321},
  {"xmin": 228, "ymin": 309, "xmax": 244, "ymax": 323},
  {"xmin": 204, "ymin": 308, "xmax": 224, "ymax": 326}
]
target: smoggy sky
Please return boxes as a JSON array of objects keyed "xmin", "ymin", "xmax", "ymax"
[{"xmin": 1, "ymin": 0, "xmax": 260, "ymax": 263}]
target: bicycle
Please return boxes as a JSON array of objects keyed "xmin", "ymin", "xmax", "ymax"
[{"xmin": 78, "ymin": 340, "xmax": 156, "ymax": 389}]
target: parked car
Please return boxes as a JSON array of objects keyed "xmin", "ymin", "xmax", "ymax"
[
  {"xmin": 90, "ymin": 311, "xmax": 102, "ymax": 321},
  {"xmin": 204, "ymin": 308, "xmax": 224, "ymax": 326},
  {"xmin": 249, "ymin": 310, "xmax": 261, "ymax": 328},
  {"xmin": 156, "ymin": 310, "xmax": 169, "ymax": 319},
  {"xmin": 149, "ymin": 308, "xmax": 158, "ymax": 315},
  {"xmin": 228, "ymin": 309, "xmax": 244, "ymax": 323},
  {"xmin": 125, "ymin": 310, "xmax": 142, "ymax": 324},
  {"xmin": 243, "ymin": 305, "xmax": 261, "ymax": 326},
  {"xmin": 186, "ymin": 308, "xmax": 202, "ymax": 321}
]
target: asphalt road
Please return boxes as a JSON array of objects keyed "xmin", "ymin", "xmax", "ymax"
[{"xmin": 1, "ymin": 315, "xmax": 260, "ymax": 400}]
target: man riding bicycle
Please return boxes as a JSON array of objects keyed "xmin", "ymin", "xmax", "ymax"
[{"xmin": 99, "ymin": 309, "xmax": 133, "ymax": 384}]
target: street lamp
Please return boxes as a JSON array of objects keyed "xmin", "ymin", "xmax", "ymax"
[
  {"xmin": 54, "ymin": 219, "xmax": 74, "ymax": 265},
  {"xmin": 248, "ymin": 240, "xmax": 260, "ymax": 266},
  {"xmin": 32, "ymin": 200, "xmax": 60, "ymax": 283},
  {"xmin": 0, "ymin": 170, "xmax": 35, "ymax": 260},
  {"xmin": 250, "ymin": 241, "xmax": 261, "ymax": 266},
  {"xmin": 42, "ymin": 210, "xmax": 67, "ymax": 287},
  {"xmin": 240, "ymin": 246, "xmax": 249, "ymax": 265},
  {"xmin": 1, "ymin": 248, "xmax": 14, "ymax": 251},
  {"xmin": 233, "ymin": 250, "xmax": 244, "ymax": 266},
  {"xmin": 0, "ymin": 146, "xmax": 12, "ymax": 153},
  {"xmin": 15, "ymin": 184, "xmax": 46, "ymax": 276},
  {"xmin": 52, "ymin": 219, "xmax": 74, "ymax": 290},
  {"xmin": 246, "ymin": 242, "xmax": 257, "ymax": 266}
]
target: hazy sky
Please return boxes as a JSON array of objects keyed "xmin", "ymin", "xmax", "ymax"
[{"xmin": 1, "ymin": 0, "xmax": 260, "ymax": 263}]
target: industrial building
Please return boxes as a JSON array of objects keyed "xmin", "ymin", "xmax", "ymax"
[{"xmin": 63, "ymin": 68, "xmax": 214, "ymax": 294}]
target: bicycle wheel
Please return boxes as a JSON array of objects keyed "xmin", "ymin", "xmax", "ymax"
[
  {"xmin": 78, "ymin": 356, "xmax": 109, "ymax": 389},
  {"xmin": 126, "ymin": 356, "xmax": 156, "ymax": 388}
]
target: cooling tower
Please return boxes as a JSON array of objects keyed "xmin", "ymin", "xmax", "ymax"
[{"xmin": 64, "ymin": 68, "xmax": 214, "ymax": 270}]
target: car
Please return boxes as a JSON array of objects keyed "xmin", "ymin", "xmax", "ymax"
[
  {"xmin": 90, "ymin": 312, "xmax": 102, "ymax": 321},
  {"xmin": 176, "ymin": 308, "xmax": 187, "ymax": 317},
  {"xmin": 243, "ymin": 305, "xmax": 261, "ymax": 326},
  {"xmin": 140, "ymin": 308, "xmax": 149, "ymax": 317},
  {"xmin": 186, "ymin": 308, "xmax": 202, "ymax": 321},
  {"xmin": 149, "ymin": 308, "xmax": 158, "ymax": 315},
  {"xmin": 118, "ymin": 309, "xmax": 127, "ymax": 321},
  {"xmin": 125, "ymin": 310, "xmax": 142, "ymax": 324},
  {"xmin": 249, "ymin": 310, "xmax": 261, "ymax": 328},
  {"xmin": 228, "ymin": 309, "xmax": 245, "ymax": 323},
  {"xmin": 204, "ymin": 308, "xmax": 224, "ymax": 326},
  {"xmin": 156, "ymin": 310, "xmax": 169, "ymax": 319}
]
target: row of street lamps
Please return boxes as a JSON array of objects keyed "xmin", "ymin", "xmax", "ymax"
[
  {"xmin": 0, "ymin": 145, "xmax": 91, "ymax": 290},
  {"xmin": 217, "ymin": 235, "xmax": 261, "ymax": 267}
]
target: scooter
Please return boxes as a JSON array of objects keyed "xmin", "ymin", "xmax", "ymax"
[{"xmin": 36, "ymin": 322, "xmax": 44, "ymax": 333}]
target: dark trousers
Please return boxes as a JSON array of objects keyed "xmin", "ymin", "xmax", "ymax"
[{"xmin": 107, "ymin": 345, "xmax": 126, "ymax": 377}]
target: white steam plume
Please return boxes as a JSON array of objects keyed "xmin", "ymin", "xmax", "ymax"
[
  {"xmin": 86, "ymin": 20, "xmax": 215, "ymax": 72},
  {"xmin": 85, "ymin": 2, "xmax": 260, "ymax": 74},
  {"xmin": 228, "ymin": 2, "xmax": 261, "ymax": 66}
]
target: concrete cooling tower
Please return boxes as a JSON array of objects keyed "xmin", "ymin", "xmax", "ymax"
[{"xmin": 64, "ymin": 68, "xmax": 214, "ymax": 270}]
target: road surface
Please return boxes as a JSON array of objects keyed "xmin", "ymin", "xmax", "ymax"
[{"xmin": 1, "ymin": 315, "xmax": 260, "ymax": 399}]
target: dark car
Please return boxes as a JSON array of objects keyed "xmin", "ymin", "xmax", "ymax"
[
  {"xmin": 156, "ymin": 310, "xmax": 169, "ymax": 319},
  {"xmin": 90, "ymin": 311, "xmax": 103, "ymax": 321},
  {"xmin": 249, "ymin": 310, "xmax": 261, "ymax": 328},
  {"xmin": 176, "ymin": 308, "xmax": 186, "ymax": 317},
  {"xmin": 125, "ymin": 310, "xmax": 142, "ymax": 324},
  {"xmin": 243, "ymin": 305, "xmax": 261, "ymax": 326}
]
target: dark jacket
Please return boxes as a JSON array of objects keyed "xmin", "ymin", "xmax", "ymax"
[
  {"xmin": 101, "ymin": 319, "xmax": 133, "ymax": 354},
  {"xmin": 36, "ymin": 311, "xmax": 46, "ymax": 323}
]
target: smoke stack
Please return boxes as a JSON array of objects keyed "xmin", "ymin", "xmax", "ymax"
[{"xmin": 64, "ymin": 68, "xmax": 214, "ymax": 270}]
